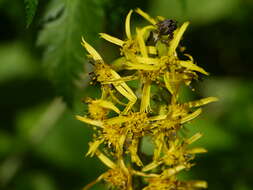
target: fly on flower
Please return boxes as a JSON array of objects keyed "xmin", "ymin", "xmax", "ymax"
[{"xmin": 147, "ymin": 19, "xmax": 178, "ymax": 44}]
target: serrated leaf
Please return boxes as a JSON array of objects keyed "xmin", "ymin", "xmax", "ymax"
[
  {"xmin": 37, "ymin": 0, "xmax": 105, "ymax": 105},
  {"xmin": 24, "ymin": 0, "xmax": 38, "ymax": 27}
]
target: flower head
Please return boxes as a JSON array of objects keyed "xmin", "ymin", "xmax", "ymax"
[{"xmin": 77, "ymin": 8, "xmax": 217, "ymax": 190}]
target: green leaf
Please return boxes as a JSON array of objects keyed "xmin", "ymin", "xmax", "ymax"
[
  {"xmin": 37, "ymin": 0, "xmax": 105, "ymax": 105},
  {"xmin": 24, "ymin": 0, "xmax": 38, "ymax": 27},
  {"xmin": 0, "ymin": 43, "xmax": 38, "ymax": 83}
]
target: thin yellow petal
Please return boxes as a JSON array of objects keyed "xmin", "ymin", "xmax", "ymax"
[
  {"xmin": 168, "ymin": 22, "xmax": 189, "ymax": 56},
  {"xmin": 164, "ymin": 165, "xmax": 186, "ymax": 177},
  {"xmin": 191, "ymin": 181, "xmax": 208, "ymax": 188},
  {"xmin": 102, "ymin": 75, "xmax": 138, "ymax": 84},
  {"xmin": 95, "ymin": 100, "xmax": 120, "ymax": 114},
  {"xmin": 105, "ymin": 116, "xmax": 129, "ymax": 125},
  {"xmin": 136, "ymin": 25, "xmax": 156, "ymax": 58},
  {"xmin": 115, "ymin": 85, "xmax": 136, "ymax": 102},
  {"xmin": 179, "ymin": 60, "xmax": 209, "ymax": 75},
  {"xmin": 86, "ymin": 139, "xmax": 104, "ymax": 156},
  {"xmin": 136, "ymin": 56, "xmax": 159, "ymax": 65},
  {"xmin": 96, "ymin": 151, "xmax": 116, "ymax": 169},
  {"xmin": 106, "ymin": 69, "xmax": 136, "ymax": 107},
  {"xmin": 140, "ymin": 81, "xmax": 151, "ymax": 112},
  {"xmin": 76, "ymin": 115, "xmax": 103, "ymax": 127},
  {"xmin": 136, "ymin": 28, "xmax": 148, "ymax": 57},
  {"xmin": 110, "ymin": 70, "xmax": 135, "ymax": 97},
  {"xmin": 180, "ymin": 108, "xmax": 202, "ymax": 124},
  {"xmin": 187, "ymin": 147, "xmax": 207, "ymax": 154},
  {"xmin": 99, "ymin": 33, "xmax": 124, "ymax": 46},
  {"xmin": 117, "ymin": 132, "xmax": 127, "ymax": 154},
  {"xmin": 157, "ymin": 15, "xmax": 166, "ymax": 21},
  {"xmin": 125, "ymin": 61, "xmax": 159, "ymax": 70},
  {"xmin": 135, "ymin": 8, "xmax": 156, "ymax": 25},
  {"xmin": 129, "ymin": 139, "xmax": 143, "ymax": 166},
  {"xmin": 125, "ymin": 10, "xmax": 133, "ymax": 39},
  {"xmin": 186, "ymin": 97, "xmax": 219, "ymax": 108},
  {"xmin": 164, "ymin": 71, "xmax": 174, "ymax": 94},
  {"xmin": 81, "ymin": 37, "xmax": 102, "ymax": 61},
  {"xmin": 142, "ymin": 161, "xmax": 162, "ymax": 172},
  {"xmin": 185, "ymin": 132, "xmax": 203, "ymax": 144},
  {"xmin": 153, "ymin": 134, "xmax": 164, "ymax": 160}
]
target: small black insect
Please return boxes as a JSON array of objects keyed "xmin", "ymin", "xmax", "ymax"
[
  {"xmin": 157, "ymin": 19, "xmax": 177, "ymax": 37},
  {"xmin": 147, "ymin": 19, "xmax": 178, "ymax": 44}
]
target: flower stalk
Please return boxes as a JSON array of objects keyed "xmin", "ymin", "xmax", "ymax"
[{"xmin": 77, "ymin": 9, "xmax": 218, "ymax": 190}]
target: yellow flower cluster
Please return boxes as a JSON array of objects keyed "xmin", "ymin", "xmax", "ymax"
[{"xmin": 77, "ymin": 8, "xmax": 218, "ymax": 190}]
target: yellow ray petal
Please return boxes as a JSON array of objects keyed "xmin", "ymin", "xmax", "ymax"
[
  {"xmin": 190, "ymin": 180, "xmax": 208, "ymax": 188},
  {"xmin": 185, "ymin": 132, "xmax": 203, "ymax": 144},
  {"xmin": 186, "ymin": 97, "xmax": 219, "ymax": 108},
  {"xmin": 168, "ymin": 22, "xmax": 190, "ymax": 56},
  {"xmin": 106, "ymin": 116, "xmax": 129, "ymax": 125},
  {"xmin": 164, "ymin": 71, "xmax": 174, "ymax": 94},
  {"xmin": 115, "ymin": 85, "xmax": 136, "ymax": 103},
  {"xmin": 140, "ymin": 81, "xmax": 151, "ymax": 112},
  {"xmin": 117, "ymin": 131, "xmax": 127, "ymax": 155},
  {"xmin": 136, "ymin": 25, "xmax": 156, "ymax": 58},
  {"xmin": 125, "ymin": 10, "xmax": 133, "ymax": 39},
  {"xmin": 125, "ymin": 61, "xmax": 159, "ymax": 70},
  {"xmin": 180, "ymin": 108, "xmax": 202, "ymax": 124},
  {"xmin": 102, "ymin": 75, "xmax": 138, "ymax": 84},
  {"xmin": 99, "ymin": 33, "xmax": 124, "ymax": 46},
  {"xmin": 96, "ymin": 151, "xmax": 116, "ymax": 169},
  {"xmin": 76, "ymin": 115, "xmax": 103, "ymax": 127},
  {"xmin": 157, "ymin": 15, "xmax": 166, "ymax": 21},
  {"xmin": 186, "ymin": 147, "xmax": 207, "ymax": 154},
  {"xmin": 95, "ymin": 100, "xmax": 121, "ymax": 114},
  {"xmin": 153, "ymin": 134, "xmax": 164, "ymax": 160},
  {"xmin": 86, "ymin": 139, "xmax": 104, "ymax": 156},
  {"xmin": 110, "ymin": 70, "xmax": 137, "ymax": 101},
  {"xmin": 135, "ymin": 8, "xmax": 156, "ymax": 25},
  {"xmin": 129, "ymin": 139, "xmax": 143, "ymax": 166},
  {"xmin": 81, "ymin": 37, "xmax": 102, "ymax": 61},
  {"xmin": 164, "ymin": 165, "xmax": 186, "ymax": 177},
  {"xmin": 179, "ymin": 60, "xmax": 209, "ymax": 75},
  {"xmin": 136, "ymin": 27, "xmax": 148, "ymax": 57},
  {"xmin": 142, "ymin": 161, "xmax": 162, "ymax": 172},
  {"xmin": 136, "ymin": 56, "xmax": 159, "ymax": 65}
]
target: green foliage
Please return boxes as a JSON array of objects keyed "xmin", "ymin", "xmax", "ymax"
[
  {"xmin": 37, "ymin": 0, "xmax": 105, "ymax": 105},
  {"xmin": 150, "ymin": 0, "xmax": 240, "ymax": 24},
  {"xmin": 24, "ymin": 0, "xmax": 39, "ymax": 27},
  {"xmin": 0, "ymin": 43, "xmax": 38, "ymax": 83},
  {"xmin": 179, "ymin": 0, "xmax": 187, "ymax": 11}
]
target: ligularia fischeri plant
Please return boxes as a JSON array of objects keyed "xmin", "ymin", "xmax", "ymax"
[{"xmin": 76, "ymin": 8, "xmax": 218, "ymax": 190}]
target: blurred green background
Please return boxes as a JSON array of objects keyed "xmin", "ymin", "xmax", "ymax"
[{"xmin": 0, "ymin": 0, "xmax": 253, "ymax": 189}]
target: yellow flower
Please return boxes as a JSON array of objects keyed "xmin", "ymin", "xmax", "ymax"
[
  {"xmin": 81, "ymin": 38, "xmax": 137, "ymax": 114},
  {"xmin": 100, "ymin": 10, "xmax": 157, "ymax": 63},
  {"xmin": 77, "ymin": 8, "xmax": 218, "ymax": 190},
  {"xmin": 83, "ymin": 152, "xmax": 133, "ymax": 190}
]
